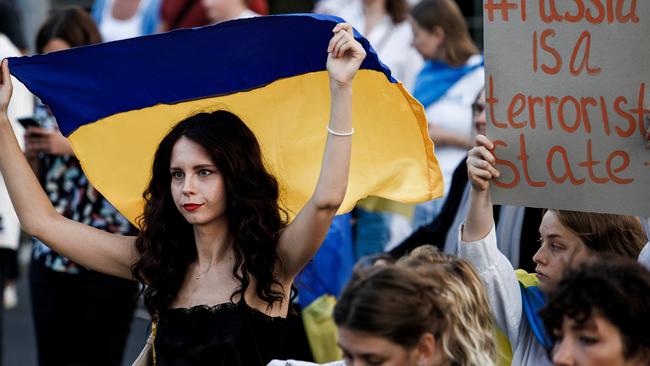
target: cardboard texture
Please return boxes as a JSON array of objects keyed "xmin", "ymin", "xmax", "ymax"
[{"xmin": 484, "ymin": 0, "xmax": 650, "ymax": 216}]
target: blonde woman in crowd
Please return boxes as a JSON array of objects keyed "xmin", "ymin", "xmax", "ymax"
[
  {"xmin": 333, "ymin": 264, "xmax": 459, "ymax": 366},
  {"xmin": 398, "ymin": 245, "xmax": 496, "ymax": 366},
  {"xmin": 270, "ymin": 251, "xmax": 496, "ymax": 366}
]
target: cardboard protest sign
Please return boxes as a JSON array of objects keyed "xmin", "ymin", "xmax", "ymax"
[{"xmin": 484, "ymin": 0, "xmax": 650, "ymax": 216}]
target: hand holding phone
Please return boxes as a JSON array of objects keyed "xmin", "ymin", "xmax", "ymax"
[
  {"xmin": 18, "ymin": 117, "xmax": 40, "ymax": 129},
  {"xmin": 24, "ymin": 127, "xmax": 74, "ymax": 157}
]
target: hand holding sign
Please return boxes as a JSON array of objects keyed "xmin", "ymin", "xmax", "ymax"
[
  {"xmin": 467, "ymin": 135, "xmax": 500, "ymax": 191},
  {"xmin": 485, "ymin": 0, "xmax": 649, "ymax": 216}
]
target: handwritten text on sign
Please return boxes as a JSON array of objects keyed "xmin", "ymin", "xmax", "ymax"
[{"xmin": 484, "ymin": 0, "xmax": 649, "ymax": 216}]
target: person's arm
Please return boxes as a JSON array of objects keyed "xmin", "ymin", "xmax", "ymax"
[
  {"xmin": 24, "ymin": 127, "xmax": 74, "ymax": 157},
  {"xmin": 458, "ymin": 134, "xmax": 523, "ymax": 344},
  {"xmin": 0, "ymin": 60, "xmax": 138, "ymax": 280},
  {"xmin": 276, "ymin": 23, "xmax": 365, "ymax": 281},
  {"xmin": 462, "ymin": 134, "xmax": 500, "ymax": 242},
  {"xmin": 428, "ymin": 124, "xmax": 473, "ymax": 149}
]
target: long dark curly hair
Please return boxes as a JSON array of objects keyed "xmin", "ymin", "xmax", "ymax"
[{"xmin": 132, "ymin": 110, "xmax": 288, "ymax": 316}]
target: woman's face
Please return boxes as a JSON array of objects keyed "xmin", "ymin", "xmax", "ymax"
[
  {"xmin": 473, "ymin": 90, "xmax": 487, "ymax": 136},
  {"xmin": 533, "ymin": 211, "xmax": 595, "ymax": 292},
  {"xmin": 169, "ymin": 137, "xmax": 227, "ymax": 227},
  {"xmin": 410, "ymin": 19, "xmax": 444, "ymax": 60},
  {"xmin": 552, "ymin": 312, "xmax": 639, "ymax": 366},
  {"xmin": 42, "ymin": 38, "xmax": 72, "ymax": 53},
  {"xmin": 337, "ymin": 327, "xmax": 432, "ymax": 366}
]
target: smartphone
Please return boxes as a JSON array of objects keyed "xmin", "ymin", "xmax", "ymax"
[{"xmin": 17, "ymin": 117, "xmax": 40, "ymax": 129}]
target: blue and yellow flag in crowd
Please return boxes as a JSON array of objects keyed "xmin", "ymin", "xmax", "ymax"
[{"xmin": 8, "ymin": 14, "xmax": 442, "ymax": 226}]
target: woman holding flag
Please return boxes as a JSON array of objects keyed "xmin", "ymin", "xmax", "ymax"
[{"xmin": 0, "ymin": 21, "xmax": 365, "ymax": 366}]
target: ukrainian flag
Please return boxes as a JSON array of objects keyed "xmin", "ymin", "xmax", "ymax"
[{"xmin": 8, "ymin": 14, "xmax": 442, "ymax": 226}]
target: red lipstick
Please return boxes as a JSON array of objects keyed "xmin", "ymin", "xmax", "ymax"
[{"xmin": 183, "ymin": 203, "xmax": 203, "ymax": 212}]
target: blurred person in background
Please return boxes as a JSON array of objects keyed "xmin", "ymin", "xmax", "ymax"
[
  {"xmin": 159, "ymin": 0, "xmax": 210, "ymax": 31},
  {"xmin": 271, "ymin": 247, "xmax": 497, "ymax": 366},
  {"xmin": 315, "ymin": 0, "xmax": 419, "ymax": 14},
  {"xmin": 272, "ymin": 264, "xmax": 475, "ymax": 366},
  {"xmin": 313, "ymin": 0, "xmax": 347, "ymax": 14},
  {"xmin": 0, "ymin": 0, "xmax": 28, "ymax": 53},
  {"xmin": 248, "ymin": 0, "xmax": 268, "ymax": 14},
  {"xmin": 331, "ymin": 0, "xmax": 422, "ymax": 89},
  {"xmin": 201, "ymin": 0, "xmax": 259, "ymax": 23},
  {"xmin": 0, "ymin": 0, "xmax": 30, "ymax": 319},
  {"xmin": 51, "ymin": 0, "xmax": 95, "ymax": 10},
  {"xmin": 91, "ymin": 0, "xmax": 162, "ymax": 42},
  {"xmin": 398, "ymin": 245, "xmax": 497, "ymax": 366},
  {"xmin": 0, "ymin": 30, "xmax": 34, "ymax": 366},
  {"xmin": 268, "ymin": 0, "xmax": 315, "ymax": 14},
  {"xmin": 334, "ymin": 264, "xmax": 475, "ymax": 366},
  {"xmin": 25, "ymin": 7, "xmax": 139, "ymax": 366},
  {"xmin": 13, "ymin": 0, "xmax": 49, "ymax": 53},
  {"xmin": 410, "ymin": 0, "xmax": 484, "ymax": 229},
  {"xmin": 158, "ymin": 0, "xmax": 264, "ymax": 38}
]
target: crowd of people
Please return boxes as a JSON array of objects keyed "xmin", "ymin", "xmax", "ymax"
[{"xmin": 0, "ymin": 0, "xmax": 649, "ymax": 366}]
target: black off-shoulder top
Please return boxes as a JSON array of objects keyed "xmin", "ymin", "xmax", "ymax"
[{"xmin": 155, "ymin": 299, "xmax": 309, "ymax": 366}]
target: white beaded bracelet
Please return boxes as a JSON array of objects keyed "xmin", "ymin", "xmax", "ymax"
[{"xmin": 327, "ymin": 126, "xmax": 354, "ymax": 136}]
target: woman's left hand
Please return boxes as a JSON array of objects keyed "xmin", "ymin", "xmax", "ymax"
[
  {"xmin": 0, "ymin": 59, "xmax": 13, "ymax": 116},
  {"xmin": 326, "ymin": 23, "xmax": 366, "ymax": 87}
]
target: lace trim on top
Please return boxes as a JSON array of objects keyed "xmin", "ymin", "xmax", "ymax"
[{"xmin": 163, "ymin": 301, "xmax": 286, "ymax": 322}]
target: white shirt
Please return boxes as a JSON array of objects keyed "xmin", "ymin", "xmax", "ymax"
[
  {"xmin": 0, "ymin": 34, "xmax": 33, "ymax": 249},
  {"xmin": 426, "ymin": 55, "xmax": 484, "ymax": 196},
  {"xmin": 99, "ymin": 0, "xmax": 151, "ymax": 42},
  {"xmin": 235, "ymin": 9, "xmax": 259, "ymax": 20},
  {"xmin": 458, "ymin": 225, "xmax": 650, "ymax": 365},
  {"xmin": 458, "ymin": 226, "xmax": 552, "ymax": 366}
]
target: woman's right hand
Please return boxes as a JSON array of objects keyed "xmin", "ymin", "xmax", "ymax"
[
  {"xmin": 466, "ymin": 134, "xmax": 500, "ymax": 191},
  {"xmin": 0, "ymin": 59, "xmax": 13, "ymax": 116},
  {"xmin": 462, "ymin": 134, "xmax": 499, "ymax": 242}
]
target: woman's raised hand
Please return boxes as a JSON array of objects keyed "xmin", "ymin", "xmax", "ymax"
[
  {"xmin": 326, "ymin": 23, "xmax": 366, "ymax": 87},
  {"xmin": 0, "ymin": 60, "xmax": 13, "ymax": 116},
  {"xmin": 467, "ymin": 135, "xmax": 500, "ymax": 191}
]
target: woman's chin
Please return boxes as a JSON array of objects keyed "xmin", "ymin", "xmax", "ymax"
[{"xmin": 536, "ymin": 276, "xmax": 554, "ymax": 293}]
